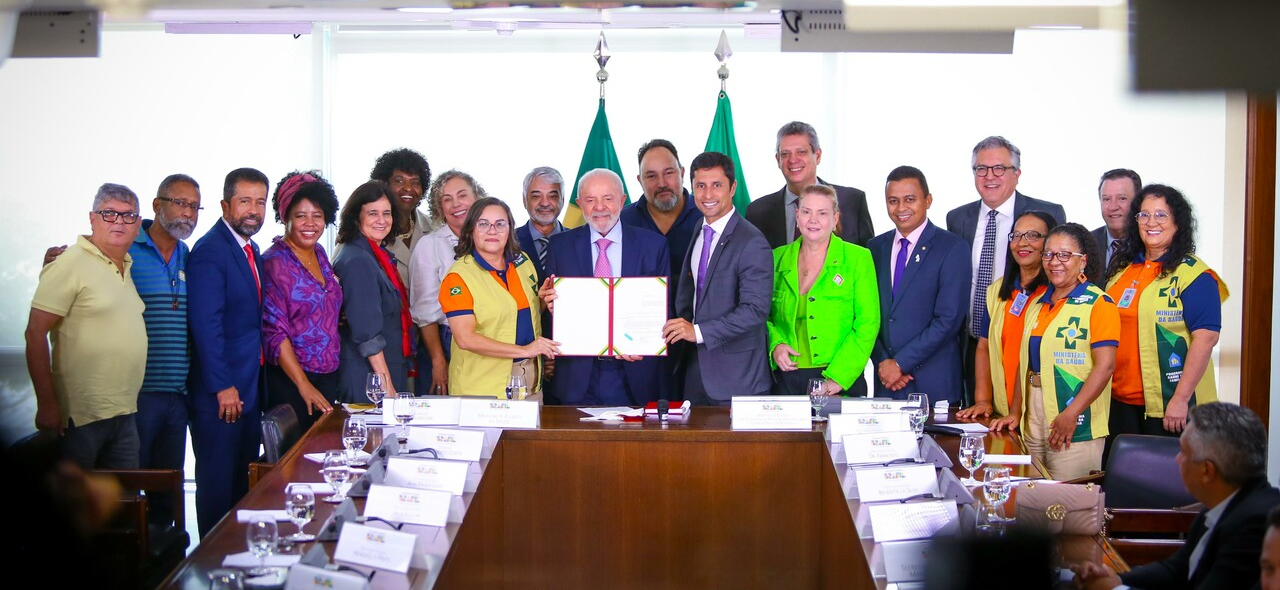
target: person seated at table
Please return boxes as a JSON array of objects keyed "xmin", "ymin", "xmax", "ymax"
[
  {"xmin": 957, "ymin": 210, "xmax": 1055, "ymax": 430},
  {"xmin": 439, "ymin": 197, "xmax": 559, "ymax": 397},
  {"xmin": 261, "ymin": 171, "xmax": 341, "ymax": 431},
  {"xmin": 1102, "ymin": 184, "xmax": 1228, "ymax": 443},
  {"xmin": 408, "ymin": 170, "xmax": 485, "ymax": 396},
  {"xmin": 766, "ymin": 184, "xmax": 878, "ymax": 397},
  {"xmin": 1260, "ymin": 505, "xmax": 1280, "ymax": 590},
  {"xmin": 1075, "ymin": 403, "xmax": 1280, "ymax": 590},
  {"xmin": 333, "ymin": 181, "xmax": 410, "ymax": 401},
  {"xmin": 1017, "ymin": 222, "xmax": 1118, "ymax": 481}
]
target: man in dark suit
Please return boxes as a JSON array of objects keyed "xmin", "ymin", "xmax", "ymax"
[
  {"xmin": 870, "ymin": 166, "xmax": 971, "ymax": 403},
  {"xmin": 944, "ymin": 136, "xmax": 1066, "ymax": 406},
  {"xmin": 1090, "ymin": 168, "xmax": 1141, "ymax": 283},
  {"xmin": 1076, "ymin": 403, "xmax": 1280, "ymax": 590},
  {"xmin": 544, "ymin": 169, "xmax": 671, "ymax": 405},
  {"xmin": 746, "ymin": 121, "xmax": 875, "ymax": 249},
  {"xmin": 664, "ymin": 151, "xmax": 773, "ymax": 405},
  {"xmin": 186, "ymin": 167, "xmax": 269, "ymax": 536},
  {"xmin": 514, "ymin": 166, "xmax": 566, "ymax": 284}
]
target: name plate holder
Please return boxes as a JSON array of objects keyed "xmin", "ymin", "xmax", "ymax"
[
  {"xmin": 333, "ymin": 522, "xmax": 417, "ymax": 574},
  {"xmin": 851, "ymin": 463, "xmax": 940, "ymax": 503},
  {"xmin": 382, "ymin": 396, "xmax": 462, "ymax": 426},
  {"xmin": 842, "ymin": 398, "xmax": 914, "ymax": 414},
  {"xmin": 919, "ymin": 435, "xmax": 954, "ymax": 469},
  {"xmin": 936, "ymin": 467, "xmax": 976, "ymax": 505},
  {"xmin": 843, "ymin": 431, "xmax": 921, "ymax": 466},
  {"xmin": 869, "ymin": 539, "xmax": 932, "ymax": 584},
  {"xmin": 406, "ymin": 428, "xmax": 486, "ymax": 462},
  {"xmin": 285, "ymin": 564, "xmax": 371, "ymax": 590},
  {"xmin": 458, "ymin": 398, "xmax": 540, "ymax": 429},
  {"xmin": 827, "ymin": 411, "xmax": 911, "ymax": 442},
  {"xmin": 363, "ymin": 484, "xmax": 452, "ymax": 528},
  {"xmin": 861, "ymin": 499, "xmax": 960, "ymax": 542},
  {"xmin": 731, "ymin": 396, "xmax": 812, "ymax": 430}
]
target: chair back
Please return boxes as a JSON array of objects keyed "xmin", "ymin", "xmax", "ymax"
[
  {"xmin": 261, "ymin": 404, "xmax": 302, "ymax": 463},
  {"xmin": 1104, "ymin": 434, "xmax": 1196, "ymax": 509}
]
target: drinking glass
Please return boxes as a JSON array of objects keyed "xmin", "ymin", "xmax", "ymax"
[
  {"xmin": 958, "ymin": 433, "xmax": 986, "ymax": 487},
  {"xmin": 321, "ymin": 450, "xmax": 351, "ymax": 503},
  {"xmin": 907, "ymin": 392, "xmax": 930, "ymax": 415},
  {"xmin": 244, "ymin": 515, "xmax": 278, "ymax": 576},
  {"xmin": 807, "ymin": 378, "xmax": 827, "ymax": 422},
  {"xmin": 975, "ymin": 503, "xmax": 1005, "ymax": 537},
  {"xmin": 982, "ymin": 465, "xmax": 1013, "ymax": 523},
  {"xmin": 284, "ymin": 483, "xmax": 315, "ymax": 542},
  {"xmin": 907, "ymin": 406, "xmax": 928, "ymax": 439},
  {"xmin": 365, "ymin": 372, "xmax": 386, "ymax": 413},
  {"xmin": 506, "ymin": 372, "xmax": 529, "ymax": 401},
  {"xmin": 342, "ymin": 417, "xmax": 368, "ymax": 466},
  {"xmin": 393, "ymin": 395, "xmax": 416, "ymax": 444}
]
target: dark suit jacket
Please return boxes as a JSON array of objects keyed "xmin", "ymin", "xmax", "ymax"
[
  {"xmin": 188, "ymin": 220, "xmax": 264, "ymax": 413},
  {"xmin": 674, "ymin": 214, "xmax": 774, "ymax": 400},
  {"xmin": 868, "ymin": 221, "xmax": 971, "ymax": 402},
  {"xmin": 943, "ymin": 191, "xmax": 1066, "ymax": 248},
  {"xmin": 515, "ymin": 222, "xmax": 551, "ymax": 284},
  {"xmin": 332, "ymin": 237, "xmax": 409, "ymax": 402},
  {"xmin": 1090, "ymin": 225, "xmax": 1116, "ymax": 285},
  {"xmin": 545, "ymin": 223, "xmax": 671, "ymax": 405},
  {"xmin": 747, "ymin": 178, "xmax": 876, "ymax": 249},
  {"xmin": 1122, "ymin": 477, "xmax": 1280, "ymax": 590}
]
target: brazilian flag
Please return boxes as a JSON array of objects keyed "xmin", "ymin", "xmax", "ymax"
[
  {"xmin": 564, "ymin": 98, "xmax": 629, "ymax": 228},
  {"xmin": 703, "ymin": 90, "xmax": 751, "ymax": 216}
]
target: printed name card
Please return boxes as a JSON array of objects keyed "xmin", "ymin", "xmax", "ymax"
[
  {"xmin": 458, "ymin": 398, "xmax": 539, "ymax": 429},
  {"xmin": 867, "ymin": 499, "xmax": 959, "ymax": 542},
  {"xmin": 730, "ymin": 396, "xmax": 812, "ymax": 430},
  {"xmin": 285, "ymin": 564, "xmax": 370, "ymax": 590},
  {"xmin": 827, "ymin": 412, "xmax": 911, "ymax": 440},
  {"xmin": 363, "ymin": 484, "xmax": 452, "ymax": 528},
  {"xmin": 333, "ymin": 522, "xmax": 417, "ymax": 573},
  {"xmin": 384, "ymin": 456, "xmax": 470, "ymax": 496},
  {"xmin": 406, "ymin": 428, "xmax": 485, "ymax": 462},
  {"xmin": 842, "ymin": 398, "xmax": 914, "ymax": 414},
  {"xmin": 843, "ymin": 431, "xmax": 920, "ymax": 465},
  {"xmin": 875, "ymin": 539, "xmax": 932, "ymax": 583},
  {"xmin": 382, "ymin": 396, "xmax": 461, "ymax": 426},
  {"xmin": 853, "ymin": 463, "xmax": 940, "ymax": 503}
]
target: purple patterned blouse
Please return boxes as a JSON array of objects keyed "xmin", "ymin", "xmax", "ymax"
[{"xmin": 262, "ymin": 236, "xmax": 343, "ymax": 374}]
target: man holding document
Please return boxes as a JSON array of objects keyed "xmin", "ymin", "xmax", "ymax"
[{"xmin": 540, "ymin": 169, "xmax": 672, "ymax": 405}]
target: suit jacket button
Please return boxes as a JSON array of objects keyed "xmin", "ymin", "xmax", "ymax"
[
  {"xmin": 808, "ymin": 315, "xmax": 814, "ymax": 319},
  {"xmin": 810, "ymin": 336, "xmax": 817, "ymax": 340},
  {"xmin": 808, "ymin": 297, "xmax": 816, "ymax": 302}
]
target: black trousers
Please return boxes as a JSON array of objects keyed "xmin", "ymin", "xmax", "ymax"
[{"xmin": 1103, "ymin": 398, "xmax": 1177, "ymax": 465}]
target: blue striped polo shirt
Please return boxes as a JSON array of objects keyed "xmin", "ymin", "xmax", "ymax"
[{"xmin": 129, "ymin": 220, "xmax": 191, "ymax": 394}]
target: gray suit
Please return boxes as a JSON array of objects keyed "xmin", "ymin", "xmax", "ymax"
[
  {"xmin": 674, "ymin": 214, "xmax": 774, "ymax": 401},
  {"xmin": 1090, "ymin": 225, "xmax": 1119, "ymax": 285}
]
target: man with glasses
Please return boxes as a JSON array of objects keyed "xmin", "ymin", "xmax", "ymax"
[
  {"xmin": 945, "ymin": 136, "xmax": 1065, "ymax": 406},
  {"xmin": 1091, "ymin": 168, "xmax": 1141, "ymax": 282},
  {"xmin": 25, "ymin": 183, "xmax": 147, "ymax": 469}
]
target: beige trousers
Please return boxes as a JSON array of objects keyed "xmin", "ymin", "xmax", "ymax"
[{"xmin": 1023, "ymin": 379, "xmax": 1104, "ymax": 481}]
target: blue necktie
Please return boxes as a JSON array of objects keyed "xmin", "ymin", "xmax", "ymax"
[{"xmin": 893, "ymin": 237, "xmax": 909, "ymax": 298}]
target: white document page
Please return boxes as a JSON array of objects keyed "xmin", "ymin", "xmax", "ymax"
[
  {"xmin": 552, "ymin": 277, "xmax": 612, "ymax": 356},
  {"xmin": 610, "ymin": 277, "xmax": 668, "ymax": 356}
]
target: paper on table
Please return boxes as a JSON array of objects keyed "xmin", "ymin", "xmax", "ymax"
[
  {"xmin": 222, "ymin": 552, "xmax": 302, "ymax": 568},
  {"xmin": 985, "ymin": 454, "xmax": 1033, "ymax": 465},
  {"xmin": 284, "ymin": 482, "xmax": 335, "ymax": 495},
  {"xmin": 578, "ymin": 406, "xmax": 642, "ymax": 421},
  {"xmin": 304, "ymin": 450, "xmax": 372, "ymax": 463},
  {"xmin": 236, "ymin": 509, "xmax": 291, "ymax": 523},
  {"xmin": 578, "ymin": 406, "xmax": 637, "ymax": 417},
  {"xmin": 944, "ymin": 422, "xmax": 990, "ymax": 433}
]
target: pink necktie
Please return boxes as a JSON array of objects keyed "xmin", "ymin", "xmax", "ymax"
[{"xmin": 594, "ymin": 238, "xmax": 612, "ymax": 278}]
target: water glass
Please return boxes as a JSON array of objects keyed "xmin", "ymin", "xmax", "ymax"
[
  {"xmin": 244, "ymin": 516, "xmax": 278, "ymax": 576},
  {"xmin": 958, "ymin": 433, "xmax": 986, "ymax": 487},
  {"xmin": 321, "ymin": 450, "xmax": 351, "ymax": 503},
  {"xmin": 393, "ymin": 395, "xmax": 416, "ymax": 444},
  {"xmin": 506, "ymin": 372, "xmax": 529, "ymax": 401},
  {"xmin": 807, "ymin": 378, "xmax": 827, "ymax": 422},
  {"xmin": 907, "ymin": 392, "xmax": 930, "ymax": 414},
  {"xmin": 365, "ymin": 372, "xmax": 386, "ymax": 412},
  {"xmin": 908, "ymin": 406, "xmax": 928, "ymax": 439},
  {"xmin": 284, "ymin": 483, "xmax": 315, "ymax": 542},
  {"xmin": 342, "ymin": 417, "xmax": 368, "ymax": 466},
  {"xmin": 982, "ymin": 465, "xmax": 1013, "ymax": 523}
]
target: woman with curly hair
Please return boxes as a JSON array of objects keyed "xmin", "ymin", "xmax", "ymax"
[
  {"xmin": 1103, "ymin": 184, "xmax": 1228, "ymax": 438},
  {"xmin": 260, "ymin": 170, "xmax": 342, "ymax": 431}
]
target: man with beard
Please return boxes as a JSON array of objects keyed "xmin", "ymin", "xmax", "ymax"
[
  {"xmin": 620, "ymin": 139, "xmax": 702, "ymax": 283},
  {"xmin": 371, "ymin": 148, "xmax": 433, "ymax": 285},
  {"xmin": 187, "ymin": 167, "xmax": 269, "ymax": 535}
]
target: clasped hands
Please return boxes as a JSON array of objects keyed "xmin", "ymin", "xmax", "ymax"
[{"xmin": 877, "ymin": 359, "xmax": 913, "ymax": 391}]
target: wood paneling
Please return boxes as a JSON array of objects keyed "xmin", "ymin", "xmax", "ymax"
[{"xmin": 1241, "ymin": 94, "xmax": 1276, "ymax": 427}]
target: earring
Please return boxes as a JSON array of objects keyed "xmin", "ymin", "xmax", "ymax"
[{"xmin": 1078, "ymin": 272, "xmax": 1088, "ymax": 284}]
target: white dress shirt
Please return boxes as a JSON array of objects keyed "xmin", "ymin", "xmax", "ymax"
[
  {"xmin": 969, "ymin": 197, "xmax": 1016, "ymax": 298},
  {"xmin": 890, "ymin": 219, "xmax": 930, "ymax": 288},
  {"xmin": 589, "ymin": 221, "xmax": 624, "ymax": 278},
  {"xmin": 689, "ymin": 208, "xmax": 735, "ymax": 343},
  {"xmin": 408, "ymin": 224, "xmax": 461, "ymax": 326}
]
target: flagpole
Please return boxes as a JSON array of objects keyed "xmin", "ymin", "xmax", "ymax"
[
  {"xmin": 704, "ymin": 30, "xmax": 752, "ymax": 214},
  {"xmin": 565, "ymin": 31, "xmax": 629, "ymax": 228}
]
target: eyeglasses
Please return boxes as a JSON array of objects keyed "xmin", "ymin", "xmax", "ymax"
[
  {"xmin": 156, "ymin": 196, "xmax": 204, "ymax": 212},
  {"xmin": 477, "ymin": 219, "xmax": 509, "ymax": 233},
  {"xmin": 1008, "ymin": 230, "xmax": 1046, "ymax": 242},
  {"xmin": 973, "ymin": 165, "xmax": 1016, "ymax": 177},
  {"xmin": 94, "ymin": 210, "xmax": 140, "ymax": 224},
  {"xmin": 1135, "ymin": 211, "xmax": 1172, "ymax": 224},
  {"xmin": 1041, "ymin": 250, "xmax": 1084, "ymax": 262}
]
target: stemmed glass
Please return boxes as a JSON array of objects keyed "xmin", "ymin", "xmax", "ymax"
[
  {"xmin": 983, "ymin": 465, "xmax": 1013, "ymax": 523},
  {"xmin": 244, "ymin": 515, "xmax": 278, "ymax": 576},
  {"xmin": 365, "ymin": 372, "xmax": 386, "ymax": 414},
  {"xmin": 284, "ymin": 484, "xmax": 315, "ymax": 543},
  {"xmin": 320, "ymin": 450, "xmax": 351, "ymax": 504},
  {"xmin": 808, "ymin": 378, "xmax": 827, "ymax": 422},
  {"xmin": 506, "ymin": 371, "xmax": 528, "ymax": 401},
  {"xmin": 342, "ymin": 417, "xmax": 368, "ymax": 466},
  {"xmin": 393, "ymin": 395, "xmax": 417, "ymax": 444},
  {"xmin": 958, "ymin": 433, "xmax": 986, "ymax": 487},
  {"xmin": 907, "ymin": 393, "xmax": 929, "ymax": 415}
]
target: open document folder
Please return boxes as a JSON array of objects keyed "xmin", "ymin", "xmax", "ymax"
[{"xmin": 552, "ymin": 276, "xmax": 668, "ymax": 356}]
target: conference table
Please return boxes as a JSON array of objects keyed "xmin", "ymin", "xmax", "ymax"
[{"xmin": 160, "ymin": 404, "xmax": 1127, "ymax": 589}]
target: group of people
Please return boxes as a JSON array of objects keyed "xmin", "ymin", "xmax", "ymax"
[{"xmin": 25, "ymin": 122, "xmax": 1230, "ymax": 535}]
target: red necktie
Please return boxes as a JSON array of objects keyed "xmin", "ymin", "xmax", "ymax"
[{"xmin": 244, "ymin": 244, "xmax": 261, "ymax": 300}]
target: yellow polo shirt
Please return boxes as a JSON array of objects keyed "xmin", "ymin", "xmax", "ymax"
[{"xmin": 31, "ymin": 236, "xmax": 147, "ymax": 427}]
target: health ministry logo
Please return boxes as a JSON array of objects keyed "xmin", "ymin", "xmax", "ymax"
[
  {"xmin": 1159, "ymin": 277, "xmax": 1180, "ymax": 307},
  {"xmin": 436, "ymin": 434, "xmax": 456, "ymax": 443},
  {"xmin": 1056, "ymin": 316, "xmax": 1088, "ymax": 349}
]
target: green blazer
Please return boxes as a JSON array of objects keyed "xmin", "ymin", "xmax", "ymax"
[{"xmin": 767, "ymin": 235, "xmax": 880, "ymax": 390}]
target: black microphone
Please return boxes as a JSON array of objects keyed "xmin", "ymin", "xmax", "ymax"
[{"xmin": 657, "ymin": 399, "xmax": 670, "ymax": 423}]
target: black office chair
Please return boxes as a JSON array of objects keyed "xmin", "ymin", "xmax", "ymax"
[
  {"xmin": 261, "ymin": 404, "xmax": 302, "ymax": 464},
  {"xmin": 1104, "ymin": 434, "xmax": 1196, "ymax": 510}
]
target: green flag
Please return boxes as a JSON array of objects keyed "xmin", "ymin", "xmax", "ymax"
[
  {"xmin": 565, "ymin": 98, "xmax": 629, "ymax": 228},
  {"xmin": 703, "ymin": 90, "xmax": 751, "ymax": 216}
]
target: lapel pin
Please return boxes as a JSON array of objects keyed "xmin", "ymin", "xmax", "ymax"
[{"xmin": 833, "ymin": 274, "xmax": 844, "ymax": 286}]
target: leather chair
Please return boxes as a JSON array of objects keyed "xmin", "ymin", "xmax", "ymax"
[
  {"xmin": 1104, "ymin": 434, "xmax": 1196, "ymax": 510},
  {"xmin": 261, "ymin": 403, "xmax": 302, "ymax": 463},
  {"xmin": 95, "ymin": 468, "xmax": 191, "ymax": 589}
]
